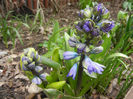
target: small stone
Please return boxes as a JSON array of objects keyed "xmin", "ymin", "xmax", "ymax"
[{"xmin": 27, "ymin": 83, "xmax": 43, "ymax": 94}]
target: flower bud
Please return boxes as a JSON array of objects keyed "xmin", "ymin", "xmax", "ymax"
[
  {"xmin": 83, "ymin": 46, "xmax": 90, "ymax": 53},
  {"xmin": 63, "ymin": 51, "xmax": 79, "ymax": 60},
  {"xmin": 39, "ymin": 73, "xmax": 48, "ymax": 81},
  {"xmin": 100, "ymin": 20, "xmax": 115, "ymax": 33},
  {"xmin": 27, "ymin": 62, "xmax": 36, "ymax": 70},
  {"xmin": 22, "ymin": 64, "xmax": 28, "ymax": 71},
  {"xmin": 68, "ymin": 37, "xmax": 79, "ymax": 47},
  {"xmin": 89, "ymin": 46, "xmax": 103, "ymax": 54},
  {"xmin": 76, "ymin": 43, "xmax": 86, "ymax": 53},
  {"xmin": 83, "ymin": 8, "xmax": 92, "ymax": 18},
  {"xmin": 35, "ymin": 66, "xmax": 43, "ymax": 73},
  {"xmin": 32, "ymin": 76, "xmax": 42, "ymax": 85}
]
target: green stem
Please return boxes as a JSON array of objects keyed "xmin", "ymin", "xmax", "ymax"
[{"xmin": 76, "ymin": 54, "xmax": 85, "ymax": 95}]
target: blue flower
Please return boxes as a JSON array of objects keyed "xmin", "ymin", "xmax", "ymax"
[
  {"xmin": 35, "ymin": 66, "xmax": 43, "ymax": 73},
  {"xmin": 97, "ymin": 4, "xmax": 103, "ymax": 15},
  {"xmin": 27, "ymin": 62, "xmax": 36, "ymax": 70},
  {"xmin": 91, "ymin": 28, "xmax": 100, "ymax": 36},
  {"xmin": 39, "ymin": 73, "xmax": 47, "ymax": 81},
  {"xmin": 63, "ymin": 51, "xmax": 79, "ymax": 60},
  {"xmin": 78, "ymin": 10, "xmax": 84, "ymax": 19},
  {"xmin": 32, "ymin": 76, "xmax": 42, "ymax": 85},
  {"xmin": 67, "ymin": 63, "xmax": 78, "ymax": 80},
  {"xmin": 83, "ymin": 21, "xmax": 91, "ymax": 32},
  {"xmin": 83, "ymin": 56, "xmax": 105, "ymax": 74},
  {"xmin": 100, "ymin": 21, "xmax": 115, "ymax": 33}
]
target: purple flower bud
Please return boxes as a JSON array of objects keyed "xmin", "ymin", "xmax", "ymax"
[
  {"xmin": 22, "ymin": 64, "xmax": 28, "ymax": 71},
  {"xmin": 22, "ymin": 56, "xmax": 32, "ymax": 64},
  {"xmin": 27, "ymin": 62, "xmax": 36, "ymax": 70},
  {"xmin": 68, "ymin": 37, "xmax": 79, "ymax": 47},
  {"xmin": 63, "ymin": 51, "xmax": 79, "ymax": 60},
  {"xmin": 75, "ymin": 22, "xmax": 83, "ymax": 32},
  {"xmin": 97, "ymin": 4, "xmax": 103, "ymax": 15},
  {"xmin": 78, "ymin": 10, "xmax": 84, "ymax": 19},
  {"xmin": 83, "ymin": 24, "xmax": 90, "ymax": 32},
  {"xmin": 39, "ymin": 73, "xmax": 47, "ymax": 81},
  {"xmin": 91, "ymin": 28, "xmax": 100, "ymax": 36},
  {"xmin": 35, "ymin": 66, "xmax": 43, "ymax": 73},
  {"xmin": 83, "ymin": 56, "xmax": 105, "ymax": 74},
  {"xmin": 76, "ymin": 43, "xmax": 86, "ymax": 53},
  {"xmin": 32, "ymin": 76, "xmax": 42, "ymax": 85},
  {"xmin": 67, "ymin": 63, "xmax": 78, "ymax": 80},
  {"xmin": 100, "ymin": 21, "xmax": 115, "ymax": 33}
]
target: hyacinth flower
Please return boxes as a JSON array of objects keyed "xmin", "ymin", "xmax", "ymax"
[
  {"xmin": 20, "ymin": 48, "xmax": 48, "ymax": 85},
  {"xmin": 68, "ymin": 37, "xmax": 79, "ymax": 47},
  {"xmin": 82, "ymin": 56, "xmax": 105, "ymax": 74},
  {"xmin": 67, "ymin": 63, "xmax": 78, "ymax": 80},
  {"xmin": 78, "ymin": 7, "xmax": 92, "ymax": 19},
  {"xmin": 63, "ymin": 51, "xmax": 79, "ymax": 60},
  {"xmin": 93, "ymin": 3, "xmax": 110, "ymax": 20},
  {"xmin": 100, "ymin": 20, "xmax": 115, "ymax": 33},
  {"xmin": 32, "ymin": 72, "xmax": 48, "ymax": 85}
]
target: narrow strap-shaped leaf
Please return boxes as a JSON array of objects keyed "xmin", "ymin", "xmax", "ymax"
[{"xmin": 40, "ymin": 56, "xmax": 61, "ymax": 70}]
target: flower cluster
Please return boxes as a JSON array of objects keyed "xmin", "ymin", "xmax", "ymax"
[
  {"xmin": 75, "ymin": 3, "xmax": 114, "ymax": 47},
  {"xmin": 20, "ymin": 48, "xmax": 48, "ymax": 85},
  {"xmin": 64, "ymin": 3, "xmax": 115, "ymax": 80}
]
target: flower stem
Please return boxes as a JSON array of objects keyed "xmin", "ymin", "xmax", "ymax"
[{"xmin": 76, "ymin": 54, "xmax": 85, "ymax": 95}]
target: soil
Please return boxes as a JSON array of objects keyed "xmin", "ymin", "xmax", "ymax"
[{"xmin": 0, "ymin": 1, "xmax": 129, "ymax": 99}]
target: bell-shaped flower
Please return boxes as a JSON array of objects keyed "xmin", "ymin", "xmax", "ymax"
[
  {"xmin": 63, "ymin": 51, "xmax": 79, "ymax": 60},
  {"xmin": 32, "ymin": 76, "xmax": 42, "ymax": 85},
  {"xmin": 83, "ymin": 56, "xmax": 105, "ymax": 74},
  {"xmin": 100, "ymin": 20, "xmax": 115, "ymax": 33},
  {"xmin": 67, "ymin": 63, "xmax": 78, "ymax": 80}
]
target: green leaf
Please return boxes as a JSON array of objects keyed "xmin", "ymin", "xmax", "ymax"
[
  {"xmin": 12, "ymin": 27, "xmax": 23, "ymax": 45},
  {"xmin": 44, "ymin": 89, "xmax": 82, "ymax": 99},
  {"xmin": 46, "ymin": 81, "xmax": 66, "ymax": 89},
  {"xmin": 48, "ymin": 21, "xmax": 59, "ymax": 50},
  {"xmin": 107, "ymin": 53, "xmax": 129, "ymax": 59},
  {"xmin": 64, "ymin": 84, "xmax": 75, "ymax": 96},
  {"xmin": 118, "ymin": 59, "xmax": 128, "ymax": 69},
  {"xmin": 52, "ymin": 48, "xmax": 61, "ymax": 63},
  {"xmin": 40, "ymin": 56, "xmax": 61, "ymax": 70}
]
